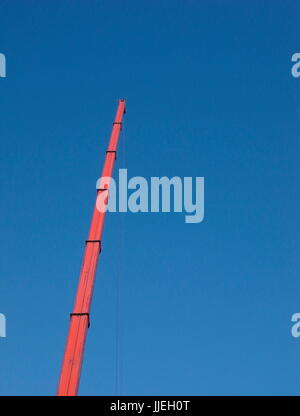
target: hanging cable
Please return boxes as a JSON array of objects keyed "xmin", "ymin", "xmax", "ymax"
[{"xmin": 115, "ymin": 108, "xmax": 126, "ymax": 395}]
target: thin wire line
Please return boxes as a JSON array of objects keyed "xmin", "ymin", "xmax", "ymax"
[{"xmin": 115, "ymin": 120, "xmax": 126, "ymax": 395}]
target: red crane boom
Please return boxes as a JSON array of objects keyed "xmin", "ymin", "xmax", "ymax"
[{"xmin": 57, "ymin": 99, "xmax": 126, "ymax": 396}]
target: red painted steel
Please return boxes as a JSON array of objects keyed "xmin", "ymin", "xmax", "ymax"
[{"xmin": 57, "ymin": 99, "xmax": 126, "ymax": 396}]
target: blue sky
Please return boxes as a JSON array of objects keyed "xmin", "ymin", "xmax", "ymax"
[{"xmin": 0, "ymin": 0, "xmax": 300, "ymax": 396}]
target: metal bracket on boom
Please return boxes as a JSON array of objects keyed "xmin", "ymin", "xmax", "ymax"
[
  {"xmin": 106, "ymin": 150, "xmax": 117, "ymax": 160},
  {"xmin": 70, "ymin": 312, "xmax": 90, "ymax": 328},
  {"xmin": 113, "ymin": 121, "xmax": 122, "ymax": 131},
  {"xmin": 85, "ymin": 240, "xmax": 102, "ymax": 252},
  {"xmin": 85, "ymin": 239, "xmax": 101, "ymax": 246}
]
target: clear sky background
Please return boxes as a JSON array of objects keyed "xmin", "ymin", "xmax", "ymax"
[{"xmin": 0, "ymin": 0, "xmax": 300, "ymax": 396}]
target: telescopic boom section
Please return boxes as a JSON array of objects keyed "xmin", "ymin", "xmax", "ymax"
[{"xmin": 57, "ymin": 99, "xmax": 126, "ymax": 396}]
